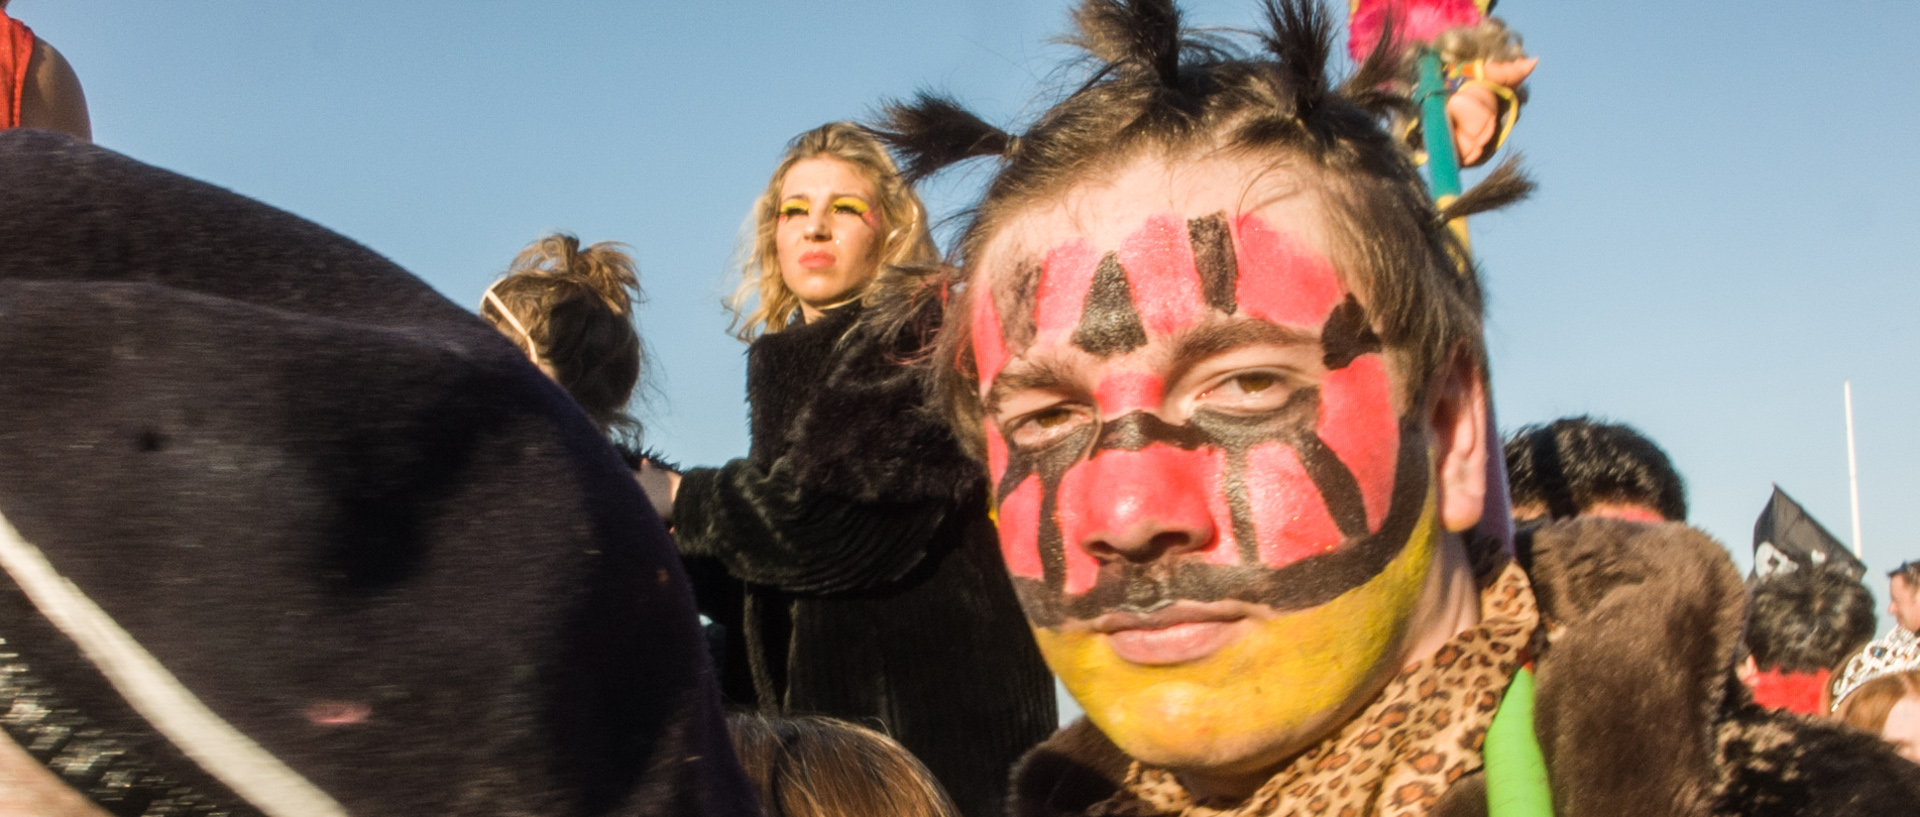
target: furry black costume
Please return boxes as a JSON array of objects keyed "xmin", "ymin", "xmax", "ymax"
[
  {"xmin": 0, "ymin": 131, "xmax": 757, "ymax": 817},
  {"xmin": 1007, "ymin": 518, "xmax": 1920, "ymax": 817},
  {"xmin": 673, "ymin": 301, "xmax": 1056, "ymax": 817}
]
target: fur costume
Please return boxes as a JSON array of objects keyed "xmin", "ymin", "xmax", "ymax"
[
  {"xmin": 1010, "ymin": 518, "xmax": 1920, "ymax": 817},
  {"xmin": 673, "ymin": 300, "xmax": 1057, "ymax": 817},
  {"xmin": 0, "ymin": 130, "xmax": 758, "ymax": 817}
]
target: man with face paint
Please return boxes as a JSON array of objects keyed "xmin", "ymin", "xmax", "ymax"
[{"xmin": 872, "ymin": 1, "xmax": 1920, "ymax": 814}]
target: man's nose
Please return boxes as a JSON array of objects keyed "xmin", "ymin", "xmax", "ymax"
[{"xmin": 1060, "ymin": 446, "xmax": 1218, "ymax": 565}]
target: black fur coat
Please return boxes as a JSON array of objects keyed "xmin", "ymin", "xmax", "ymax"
[
  {"xmin": 1009, "ymin": 519, "xmax": 1920, "ymax": 817},
  {"xmin": 674, "ymin": 302, "xmax": 1056, "ymax": 817}
]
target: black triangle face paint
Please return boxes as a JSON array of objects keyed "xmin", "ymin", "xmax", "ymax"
[{"xmin": 1071, "ymin": 252, "xmax": 1148, "ymax": 356}]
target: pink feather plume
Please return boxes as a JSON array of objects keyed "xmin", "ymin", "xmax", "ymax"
[{"xmin": 1346, "ymin": 0, "xmax": 1487, "ymax": 62}]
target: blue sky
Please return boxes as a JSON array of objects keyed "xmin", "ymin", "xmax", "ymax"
[{"xmin": 17, "ymin": 1, "xmax": 1920, "ymax": 622}]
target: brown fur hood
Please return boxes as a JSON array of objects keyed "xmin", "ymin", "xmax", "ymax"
[{"xmin": 1010, "ymin": 519, "xmax": 1920, "ymax": 817}]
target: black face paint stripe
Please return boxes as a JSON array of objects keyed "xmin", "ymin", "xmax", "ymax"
[
  {"xmin": 1091, "ymin": 412, "xmax": 1209, "ymax": 452},
  {"xmin": 1320, "ymin": 295, "xmax": 1382, "ymax": 370},
  {"xmin": 1223, "ymin": 450, "xmax": 1261, "ymax": 565},
  {"xmin": 1038, "ymin": 489, "xmax": 1067, "ymax": 593},
  {"xmin": 1289, "ymin": 432, "xmax": 1372, "ymax": 539},
  {"xmin": 994, "ymin": 259, "xmax": 1042, "ymax": 357},
  {"xmin": 1189, "ymin": 213, "xmax": 1238, "ymax": 314},
  {"xmin": 1071, "ymin": 252, "xmax": 1148, "ymax": 356},
  {"xmin": 1013, "ymin": 418, "xmax": 1431, "ymax": 626}
]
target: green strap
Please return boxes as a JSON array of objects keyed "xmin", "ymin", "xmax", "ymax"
[{"xmin": 1485, "ymin": 667, "xmax": 1553, "ymax": 817}]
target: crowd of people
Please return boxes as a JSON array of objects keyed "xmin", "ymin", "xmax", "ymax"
[{"xmin": 2, "ymin": 1, "xmax": 1918, "ymax": 816}]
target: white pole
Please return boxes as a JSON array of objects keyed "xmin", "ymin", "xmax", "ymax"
[{"xmin": 1846, "ymin": 380, "xmax": 1863, "ymax": 558}]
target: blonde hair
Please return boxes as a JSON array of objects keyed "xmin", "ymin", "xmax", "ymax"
[
  {"xmin": 480, "ymin": 233, "xmax": 647, "ymax": 436},
  {"xmin": 1835, "ymin": 670, "xmax": 1920, "ymax": 735},
  {"xmin": 727, "ymin": 122, "xmax": 940, "ymax": 341},
  {"xmin": 727, "ymin": 713, "xmax": 960, "ymax": 817}
]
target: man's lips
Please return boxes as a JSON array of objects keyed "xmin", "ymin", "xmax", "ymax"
[
  {"xmin": 798, "ymin": 250, "xmax": 836, "ymax": 269},
  {"xmin": 1090, "ymin": 601, "xmax": 1251, "ymax": 666}
]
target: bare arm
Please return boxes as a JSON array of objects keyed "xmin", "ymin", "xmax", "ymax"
[{"xmin": 20, "ymin": 36, "xmax": 89, "ymax": 140}]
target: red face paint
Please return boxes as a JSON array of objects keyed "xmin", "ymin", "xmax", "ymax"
[
  {"xmin": 1315, "ymin": 355, "xmax": 1399, "ymax": 532},
  {"xmin": 1232, "ymin": 214, "xmax": 1343, "ymax": 329},
  {"xmin": 1117, "ymin": 214, "xmax": 1207, "ymax": 337},
  {"xmin": 979, "ymin": 212, "xmax": 1420, "ymax": 626},
  {"xmin": 1032, "ymin": 240, "xmax": 1103, "ymax": 342}
]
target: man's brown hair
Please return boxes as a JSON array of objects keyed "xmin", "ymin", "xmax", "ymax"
[{"xmin": 870, "ymin": 0, "xmax": 1529, "ymax": 458}]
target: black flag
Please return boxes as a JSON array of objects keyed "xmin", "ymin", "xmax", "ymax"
[{"xmin": 1752, "ymin": 484, "xmax": 1867, "ymax": 581}]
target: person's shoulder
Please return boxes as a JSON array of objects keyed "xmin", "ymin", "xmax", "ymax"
[
  {"xmin": 20, "ymin": 35, "xmax": 90, "ymax": 140},
  {"xmin": 1008, "ymin": 718, "xmax": 1132, "ymax": 817}
]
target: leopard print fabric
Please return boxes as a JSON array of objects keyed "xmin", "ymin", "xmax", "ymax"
[{"xmin": 1090, "ymin": 562, "xmax": 1539, "ymax": 817}]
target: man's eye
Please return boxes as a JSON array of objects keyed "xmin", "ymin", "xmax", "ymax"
[
  {"xmin": 1198, "ymin": 370, "xmax": 1294, "ymax": 412},
  {"xmin": 1230, "ymin": 373, "xmax": 1278, "ymax": 393},
  {"xmin": 1007, "ymin": 406, "xmax": 1090, "ymax": 448}
]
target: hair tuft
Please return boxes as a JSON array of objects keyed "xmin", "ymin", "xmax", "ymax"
[
  {"xmin": 874, "ymin": 93, "xmax": 1016, "ymax": 183},
  {"xmin": 1335, "ymin": 10, "xmax": 1407, "ymax": 117},
  {"xmin": 1437, "ymin": 154, "xmax": 1534, "ymax": 223},
  {"xmin": 1259, "ymin": 0, "xmax": 1332, "ymax": 117},
  {"xmin": 1069, "ymin": 0, "xmax": 1185, "ymax": 87}
]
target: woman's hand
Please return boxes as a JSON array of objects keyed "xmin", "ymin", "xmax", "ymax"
[{"xmin": 636, "ymin": 458, "xmax": 681, "ymax": 525}]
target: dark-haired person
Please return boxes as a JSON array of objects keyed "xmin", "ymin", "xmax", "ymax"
[
  {"xmin": 479, "ymin": 233, "xmax": 649, "ymax": 441},
  {"xmin": 0, "ymin": 131, "xmax": 756, "ymax": 816},
  {"xmin": 1740, "ymin": 567, "xmax": 1877, "ymax": 715},
  {"xmin": 641, "ymin": 122, "xmax": 1054, "ymax": 817},
  {"xmin": 1890, "ymin": 560, "xmax": 1920, "ymax": 636},
  {"xmin": 1504, "ymin": 416, "xmax": 1686, "ymax": 523},
  {"xmin": 867, "ymin": 0, "xmax": 1920, "ymax": 813},
  {"xmin": 0, "ymin": 0, "xmax": 88, "ymax": 139}
]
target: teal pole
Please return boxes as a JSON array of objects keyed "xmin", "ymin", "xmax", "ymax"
[{"xmin": 1415, "ymin": 48, "xmax": 1461, "ymax": 201}]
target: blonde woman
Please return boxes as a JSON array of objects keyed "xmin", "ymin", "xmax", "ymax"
[{"xmin": 644, "ymin": 123, "xmax": 1053, "ymax": 817}]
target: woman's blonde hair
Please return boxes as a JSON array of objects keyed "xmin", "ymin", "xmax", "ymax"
[
  {"xmin": 1835, "ymin": 669, "xmax": 1920, "ymax": 735},
  {"xmin": 727, "ymin": 713, "xmax": 960, "ymax": 817},
  {"xmin": 480, "ymin": 233, "xmax": 648, "ymax": 437},
  {"xmin": 727, "ymin": 122, "xmax": 939, "ymax": 341}
]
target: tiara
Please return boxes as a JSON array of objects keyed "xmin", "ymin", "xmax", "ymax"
[{"xmin": 1831, "ymin": 628, "xmax": 1920, "ymax": 710}]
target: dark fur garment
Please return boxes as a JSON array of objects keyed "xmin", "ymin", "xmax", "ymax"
[
  {"xmin": 1012, "ymin": 518, "xmax": 1920, "ymax": 816},
  {"xmin": 0, "ymin": 131, "xmax": 758, "ymax": 817},
  {"xmin": 674, "ymin": 301, "xmax": 1057, "ymax": 817}
]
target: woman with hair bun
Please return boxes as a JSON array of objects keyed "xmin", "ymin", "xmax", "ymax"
[
  {"xmin": 642, "ymin": 122, "xmax": 1054, "ymax": 817},
  {"xmin": 480, "ymin": 233, "xmax": 648, "ymax": 441}
]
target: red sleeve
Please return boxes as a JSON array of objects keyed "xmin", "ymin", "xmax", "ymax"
[{"xmin": 0, "ymin": 11, "xmax": 36, "ymax": 128}]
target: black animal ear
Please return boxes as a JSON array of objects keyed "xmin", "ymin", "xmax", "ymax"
[
  {"xmin": 871, "ymin": 92, "xmax": 1016, "ymax": 183},
  {"xmin": 1438, "ymin": 154, "xmax": 1534, "ymax": 223},
  {"xmin": 1068, "ymin": 0, "xmax": 1183, "ymax": 87},
  {"xmin": 1258, "ymin": 0, "xmax": 1333, "ymax": 117}
]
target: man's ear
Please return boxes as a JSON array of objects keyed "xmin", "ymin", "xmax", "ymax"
[{"xmin": 1429, "ymin": 349, "xmax": 1489, "ymax": 533}]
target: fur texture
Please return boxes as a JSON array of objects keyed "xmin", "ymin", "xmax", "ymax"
[
  {"xmin": 1010, "ymin": 518, "xmax": 1920, "ymax": 816},
  {"xmin": 673, "ymin": 303, "xmax": 1056, "ymax": 817},
  {"xmin": 0, "ymin": 130, "xmax": 756, "ymax": 817}
]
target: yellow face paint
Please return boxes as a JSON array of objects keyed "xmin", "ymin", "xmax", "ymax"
[
  {"xmin": 830, "ymin": 196, "xmax": 871, "ymax": 216},
  {"xmin": 778, "ymin": 198, "xmax": 810, "ymax": 219},
  {"xmin": 1035, "ymin": 493, "xmax": 1440, "ymax": 769}
]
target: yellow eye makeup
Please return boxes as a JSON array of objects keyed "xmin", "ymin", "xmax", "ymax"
[
  {"xmin": 831, "ymin": 197, "xmax": 871, "ymax": 216},
  {"xmin": 779, "ymin": 199, "xmax": 810, "ymax": 218}
]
